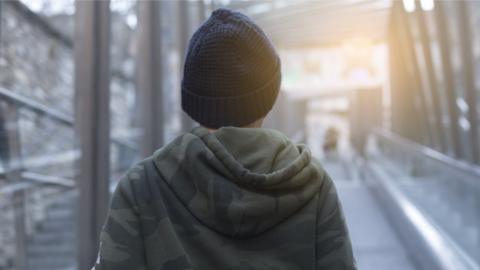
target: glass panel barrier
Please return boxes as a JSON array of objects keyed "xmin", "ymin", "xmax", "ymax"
[{"xmin": 374, "ymin": 129, "xmax": 480, "ymax": 267}]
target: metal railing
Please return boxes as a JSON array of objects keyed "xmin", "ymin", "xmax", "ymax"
[
  {"xmin": 371, "ymin": 128, "xmax": 480, "ymax": 270},
  {"xmin": 0, "ymin": 86, "xmax": 138, "ymax": 270},
  {"xmin": 0, "ymin": 87, "xmax": 137, "ymax": 152},
  {"xmin": 374, "ymin": 128, "xmax": 480, "ymax": 187},
  {"xmin": 0, "ymin": 170, "xmax": 75, "ymax": 270}
]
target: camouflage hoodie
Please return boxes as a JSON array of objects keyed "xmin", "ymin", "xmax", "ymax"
[{"xmin": 94, "ymin": 127, "xmax": 356, "ymax": 270}]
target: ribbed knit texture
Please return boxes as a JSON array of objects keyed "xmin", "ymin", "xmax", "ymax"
[{"xmin": 181, "ymin": 8, "xmax": 281, "ymax": 129}]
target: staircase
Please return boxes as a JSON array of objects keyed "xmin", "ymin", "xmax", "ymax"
[{"xmin": 27, "ymin": 192, "xmax": 77, "ymax": 270}]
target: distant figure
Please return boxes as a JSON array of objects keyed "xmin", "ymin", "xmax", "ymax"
[
  {"xmin": 323, "ymin": 126, "xmax": 340, "ymax": 154},
  {"xmin": 93, "ymin": 9, "xmax": 356, "ymax": 270},
  {"xmin": 350, "ymin": 124, "xmax": 367, "ymax": 159}
]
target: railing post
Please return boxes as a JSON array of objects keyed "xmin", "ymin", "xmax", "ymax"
[
  {"xmin": 0, "ymin": 103, "xmax": 27, "ymax": 270},
  {"xmin": 74, "ymin": 1, "xmax": 111, "ymax": 269}
]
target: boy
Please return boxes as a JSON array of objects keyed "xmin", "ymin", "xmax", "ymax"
[{"xmin": 94, "ymin": 8, "xmax": 356, "ymax": 270}]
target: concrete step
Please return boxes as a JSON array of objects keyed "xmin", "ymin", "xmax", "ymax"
[
  {"xmin": 32, "ymin": 230, "xmax": 75, "ymax": 245},
  {"xmin": 27, "ymin": 256, "xmax": 74, "ymax": 270},
  {"xmin": 27, "ymin": 193, "xmax": 77, "ymax": 270},
  {"xmin": 47, "ymin": 207, "xmax": 75, "ymax": 220},
  {"xmin": 28, "ymin": 243, "xmax": 75, "ymax": 257},
  {"xmin": 38, "ymin": 218, "xmax": 75, "ymax": 231}
]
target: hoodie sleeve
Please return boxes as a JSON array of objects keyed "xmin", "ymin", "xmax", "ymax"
[
  {"xmin": 92, "ymin": 174, "xmax": 147, "ymax": 270},
  {"xmin": 315, "ymin": 173, "xmax": 357, "ymax": 270}
]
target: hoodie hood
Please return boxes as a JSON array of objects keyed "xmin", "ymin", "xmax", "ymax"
[{"xmin": 153, "ymin": 126, "xmax": 322, "ymax": 238}]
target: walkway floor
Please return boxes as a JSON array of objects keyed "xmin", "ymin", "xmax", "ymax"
[
  {"xmin": 308, "ymin": 114, "xmax": 418, "ymax": 270},
  {"xmin": 335, "ymin": 181, "xmax": 418, "ymax": 270}
]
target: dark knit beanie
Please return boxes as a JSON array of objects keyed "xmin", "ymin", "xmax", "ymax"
[{"xmin": 181, "ymin": 8, "xmax": 281, "ymax": 129}]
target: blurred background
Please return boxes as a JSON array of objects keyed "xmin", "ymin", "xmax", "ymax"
[{"xmin": 0, "ymin": 0, "xmax": 479, "ymax": 269}]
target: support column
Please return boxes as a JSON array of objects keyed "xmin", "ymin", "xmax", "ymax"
[
  {"xmin": 137, "ymin": 1, "xmax": 164, "ymax": 156},
  {"xmin": 74, "ymin": 1, "xmax": 111, "ymax": 269},
  {"xmin": 390, "ymin": 38, "xmax": 418, "ymax": 140},
  {"xmin": 0, "ymin": 103, "xmax": 26, "ymax": 270},
  {"xmin": 0, "ymin": 1, "xmax": 3, "ymax": 42},
  {"xmin": 415, "ymin": 8, "xmax": 446, "ymax": 152},
  {"xmin": 398, "ymin": 7, "xmax": 433, "ymax": 146},
  {"xmin": 198, "ymin": 0, "xmax": 207, "ymax": 22},
  {"xmin": 178, "ymin": 0, "xmax": 196, "ymax": 132},
  {"xmin": 435, "ymin": 1, "xmax": 463, "ymax": 158},
  {"xmin": 389, "ymin": 8, "xmax": 410, "ymax": 137},
  {"xmin": 458, "ymin": 1, "xmax": 480, "ymax": 164}
]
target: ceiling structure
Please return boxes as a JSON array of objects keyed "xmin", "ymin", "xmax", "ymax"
[{"xmin": 220, "ymin": 0, "xmax": 393, "ymax": 48}]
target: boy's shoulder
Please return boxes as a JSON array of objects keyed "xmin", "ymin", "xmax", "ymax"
[{"xmin": 113, "ymin": 157, "xmax": 157, "ymax": 206}]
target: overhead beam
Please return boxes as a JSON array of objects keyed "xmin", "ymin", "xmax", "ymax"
[
  {"xmin": 250, "ymin": 0, "xmax": 375, "ymax": 24},
  {"xmin": 259, "ymin": 3, "xmax": 390, "ymax": 35},
  {"xmin": 74, "ymin": 1, "xmax": 111, "ymax": 269},
  {"xmin": 266, "ymin": 8, "xmax": 389, "ymax": 36},
  {"xmin": 261, "ymin": 9, "xmax": 389, "ymax": 47},
  {"xmin": 268, "ymin": 13, "xmax": 388, "ymax": 46},
  {"xmin": 267, "ymin": 14, "xmax": 388, "ymax": 48}
]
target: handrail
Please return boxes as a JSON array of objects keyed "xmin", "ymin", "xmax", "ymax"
[
  {"xmin": 0, "ymin": 172, "xmax": 74, "ymax": 213},
  {"xmin": 0, "ymin": 172, "xmax": 74, "ymax": 196},
  {"xmin": 0, "ymin": 182, "xmax": 33, "ymax": 195},
  {"xmin": 368, "ymin": 161, "xmax": 480, "ymax": 270},
  {"xmin": 22, "ymin": 172, "xmax": 75, "ymax": 188},
  {"xmin": 0, "ymin": 87, "xmax": 73, "ymax": 124},
  {"xmin": 374, "ymin": 128, "xmax": 480, "ymax": 184},
  {"xmin": 0, "ymin": 87, "xmax": 137, "ymax": 151}
]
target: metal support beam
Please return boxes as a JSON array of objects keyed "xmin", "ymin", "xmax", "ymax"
[
  {"xmin": 198, "ymin": 0, "xmax": 207, "ymax": 22},
  {"xmin": 389, "ymin": 5, "xmax": 421, "ymax": 142},
  {"xmin": 388, "ymin": 6, "xmax": 406, "ymax": 136},
  {"xmin": 388, "ymin": 6, "xmax": 418, "ymax": 139},
  {"xmin": 434, "ymin": 1, "xmax": 463, "ymax": 159},
  {"xmin": 398, "ymin": 7, "xmax": 433, "ymax": 146},
  {"xmin": 137, "ymin": 0, "xmax": 164, "ymax": 156},
  {"xmin": 415, "ymin": 8, "xmax": 446, "ymax": 153},
  {"xmin": 457, "ymin": 1, "xmax": 480, "ymax": 164},
  {"xmin": 0, "ymin": 1, "xmax": 3, "ymax": 42},
  {"xmin": 178, "ymin": 0, "xmax": 196, "ymax": 132},
  {"xmin": 0, "ymin": 103, "xmax": 27, "ymax": 270},
  {"xmin": 74, "ymin": 1, "xmax": 111, "ymax": 269}
]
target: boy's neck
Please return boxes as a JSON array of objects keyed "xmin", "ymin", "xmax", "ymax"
[{"xmin": 204, "ymin": 118, "xmax": 264, "ymax": 132}]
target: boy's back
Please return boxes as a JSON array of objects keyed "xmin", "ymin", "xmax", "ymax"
[{"xmin": 94, "ymin": 127, "xmax": 355, "ymax": 269}]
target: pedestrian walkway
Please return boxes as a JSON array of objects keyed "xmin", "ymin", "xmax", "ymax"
[
  {"xmin": 319, "ymin": 149, "xmax": 418, "ymax": 270},
  {"xmin": 335, "ymin": 182, "xmax": 417, "ymax": 270}
]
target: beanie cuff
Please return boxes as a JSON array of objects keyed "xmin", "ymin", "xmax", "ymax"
[{"xmin": 182, "ymin": 69, "xmax": 281, "ymax": 129}]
